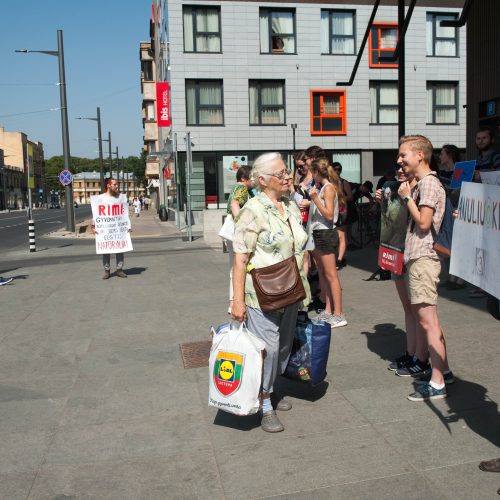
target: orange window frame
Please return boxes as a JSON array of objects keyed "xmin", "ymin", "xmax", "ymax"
[
  {"xmin": 310, "ymin": 90, "xmax": 347, "ymax": 136},
  {"xmin": 369, "ymin": 22, "xmax": 398, "ymax": 68}
]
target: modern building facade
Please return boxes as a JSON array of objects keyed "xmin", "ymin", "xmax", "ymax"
[
  {"xmin": 0, "ymin": 127, "xmax": 45, "ymax": 209},
  {"xmin": 161, "ymin": 0, "xmax": 466, "ymax": 213},
  {"xmin": 73, "ymin": 171, "xmax": 145, "ymax": 205}
]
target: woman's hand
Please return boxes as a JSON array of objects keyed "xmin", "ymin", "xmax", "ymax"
[
  {"xmin": 231, "ymin": 300, "xmax": 247, "ymax": 322},
  {"xmin": 308, "ymin": 186, "xmax": 318, "ymax": 200},
  {"xmin": 398, "ymin": 181, "xmax": 411, "ymax": 199},
  {"xmin": 298, "ymin": 198, "xmax": 311, "ymax": 209},
  {"xmin": 375, "ymin": 188, "xmax": 383, "ymax": 204}
]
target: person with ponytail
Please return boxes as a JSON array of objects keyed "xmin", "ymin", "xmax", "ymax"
[{"xmin": 307, "ymin": 159, "xmax": 347, "ymax": 329}]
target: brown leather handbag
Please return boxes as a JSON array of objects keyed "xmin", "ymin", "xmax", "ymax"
[{"xmin": 250, "ymin": 219, "xmax": 306, "ymax": 312}]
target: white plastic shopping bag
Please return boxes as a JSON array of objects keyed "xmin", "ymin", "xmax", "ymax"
[
  {"xmin": 218, "ymin": 214, "xmax": 234, "ymax": 241},
  {"xmin": 208, "ymin": 322, "xmax": 266, "ymax": 416}
]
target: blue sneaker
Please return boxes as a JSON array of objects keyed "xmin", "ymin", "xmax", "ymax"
[
  {"xmin": 396, "ymin": 358, "xmax": 431, "ymax": 377},
  {"xmin": 415, "ymin": 371, "xmax": 455, "ymax": 385},
  {"xmin": 408, "ymin": 383, "xmax": 447, "ymax": 402}
]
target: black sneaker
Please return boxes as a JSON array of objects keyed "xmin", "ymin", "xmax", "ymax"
[
  {"xmin": 396, "ymin": 358, "xmax": 431, "ymax": 377},
  {"xmin": 388, "ymin": 353, "xmax": 413, "ymax": 372}
]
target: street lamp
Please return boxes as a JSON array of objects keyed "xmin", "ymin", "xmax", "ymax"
[
  {"xmin": 76, "ymin": 107, "xmax": 104, "ymax": 192},
  {"xmin": 16, "ymin": 30, "xmax": 75, "ymax": 231},
  {"xmin": 101, "ymin": 132, "xmax": 112, "ymax": 178}
]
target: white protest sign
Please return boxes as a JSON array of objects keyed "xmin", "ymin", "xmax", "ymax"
[
  {"xmin": 91, "ymin": 194, "xmax": 133, "ymax": 254},
  {"xmin": 480, "ymin": 170, "xmax": 500, "ymax": 186},
  {"xmin": 450, "ymin": 182, "xmax": 500, "ymax": 299}
]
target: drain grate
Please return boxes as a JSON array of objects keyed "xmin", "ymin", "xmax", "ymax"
[{"xmin": 179, "ymin": 340, "xmax": 212, "ymax": 369}]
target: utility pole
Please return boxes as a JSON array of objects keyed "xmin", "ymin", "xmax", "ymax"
[
  {"xmin": 398, "ymin": 0, "xmax": 405, "ymax": 139},
  {"xmin": 97, "ymin": 107, "xmax": 104, "ymax": 191},
  {"xmin": 108, "ymin": 131, "xmax": 112, "ymax": 177},
  {"xmin": 185, "ymin": 132, "xmax": 193, "ymax": 242}
]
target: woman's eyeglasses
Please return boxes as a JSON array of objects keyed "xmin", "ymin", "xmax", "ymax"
[{"xmin": 266, "ymin": 169, "xmax": 292, "ymax": 180}]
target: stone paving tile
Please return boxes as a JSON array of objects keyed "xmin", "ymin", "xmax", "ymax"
[
  {"xmin": 0, "ymin": 471, "xmax": 36, "ymax": 500},
  {"xmin": 215, "ymin": 426, "xmax": 413, "ymax": 499},
  {"xmin": 28, "ymin": 452, "xmax": 224, "ymax": 500}
]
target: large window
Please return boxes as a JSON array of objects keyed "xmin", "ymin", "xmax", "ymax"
[
  {"xmin": 369, "ymin": 23, "xmax": 398, "ymax": 68},
  {"xmin": 369, "ymin": 81, "xmax": 398, "ymax": 124},
  {"xmin": 320, "ymin": 10, "xmax": 356, "ymax": 55},
  {"xmin": 142, "ymin": 61, "xmax": 153, "ymax": 81},
  {"xmin": 183, "ymin": 5, "xmax": 221, "ymax": 53},
  {"xmin": 426, "ymin": 82, "xmax": 458, "ymax": 124},
  {"xmin": 332, "ymin": 152, "xmax": 361, "ymax": 183},
  {"xmin": 426, "ymin": 13, "xmax": 458, "ymax": 57},
  {"xmin": 185, "ymin": 80, "xmax": 224, "ymax": 126},
  {"xmin": 310, "ymin": 90, "xmax": 346, "ymax": 135},
  {"xmin": 249, "ymin": 81, "xmax": 285, "ymax": 125},
  {"xmin": 259, "ymin": 8, "xmax": 296, "ymax": 54}
]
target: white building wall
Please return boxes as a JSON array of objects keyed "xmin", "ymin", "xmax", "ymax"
[{"xmin": 168, "ymin": 1, "xmax": 466, "ymax": 154}]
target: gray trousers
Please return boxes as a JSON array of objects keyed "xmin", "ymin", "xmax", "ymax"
[
  {"xmin": 246, "ymin": 303, "xmax": 299, "ymax": 394},
  {"xmin": 102, "ymin": 253, "xmax": 124, "ymax": 271}
]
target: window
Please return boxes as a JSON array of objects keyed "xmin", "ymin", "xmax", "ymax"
[
  {"xmin": 310, "ymin": 90, "xmax": 346, "ymax": 135},
  {"xmin": 185, "ymin": 80, "xmax": 224, "ymax": 126},
  {"xmin": 249, "ymin": 80, "xmax": 286, "ymax": 125},
  {"xmin": 320, "ymin": 10, "xmax": 356, "ymax": 55},
  {"xmin": 260, "ymin": 8, "xmax": 296, "ymax": 54},
  {"xmin": 183, "ymin": 5, "xmax": 221, "ymax": 53},
  {"xmin": 427, "ymin": 82, "xmax": 458, "ymax": 124},
  {"xmin": 142, "ymin": 60, "xmax": 153, "ymax": 81},
  {"xmin": 370, "ymin": 81, "xmax": 398, "ymax": 124},
  {"xmin": 332, "ymin": 152, "xmax": 361, "ymax": 183},
  {"xmin": 145, "ymin": 101, "xmax": 155, "ymax": 121},
  {"xmin": 369, "ymin": 23, "xmax": 398, "ymax": 68},
  {"xmin": 426, "ymin": 13, "xmax": 458, "ymax": 57}
]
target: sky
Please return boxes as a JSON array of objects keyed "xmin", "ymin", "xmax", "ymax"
[{"xmin": 0, "ymin": 0, "xmax": 152, "ymax": 160}]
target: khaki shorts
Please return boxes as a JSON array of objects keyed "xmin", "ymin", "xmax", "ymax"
[{"xmin": 405, "ymin": 257, "xmax": 441, "ymax": 305}]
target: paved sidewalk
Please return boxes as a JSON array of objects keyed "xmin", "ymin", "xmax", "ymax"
[{"xmin": 0, "ymin": 229, "xmax": 499, "ymax": 499}]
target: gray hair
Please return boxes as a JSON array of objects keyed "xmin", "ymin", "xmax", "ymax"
[{"xmin": 250, "ymin": 152, "xmax": 283, "ymax": 191}]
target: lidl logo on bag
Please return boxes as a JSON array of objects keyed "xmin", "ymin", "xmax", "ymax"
[{"xmin": 214, "ymin": 351, "xmax": 244, "ymax": 396}]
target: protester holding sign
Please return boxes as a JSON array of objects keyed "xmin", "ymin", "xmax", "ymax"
[
  {"xmin": 376, "ymin": 166, "xmax": 429, "ymax": 375},
  {"xmin": 397, "ymin": 135, "xmax": 453, "ymax": 401},
  {"xmin": 91, "ymin": 178, "xmax": 132, "ymax": 280}
]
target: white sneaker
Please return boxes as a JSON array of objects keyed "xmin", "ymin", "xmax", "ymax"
[
  {"xmin": 0, "ymin": 277, "xmax": 13, "ymax": 286},
  {"xmin": 329, "ymin": 314, "xmax": 347, "ymax": 328}
]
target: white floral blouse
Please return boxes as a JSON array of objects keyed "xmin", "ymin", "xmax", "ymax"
[{"xmin": 232, "ymin": 191, "xmax": 311, "ymax": 310}]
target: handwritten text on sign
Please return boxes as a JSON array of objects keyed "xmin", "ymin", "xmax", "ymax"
[{"xmin": 91, "ymin": 194, "xmax": 133, "ymax": 254}]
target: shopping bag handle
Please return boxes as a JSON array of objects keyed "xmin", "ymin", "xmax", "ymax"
[{"xmin": 230, "ymin": 320, "xmax": 246, "ymax": 332}]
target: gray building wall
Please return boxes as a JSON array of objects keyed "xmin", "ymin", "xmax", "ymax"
[{"xmin": 166, "ymin": 1, "xmax": 466, "ymax": 196}]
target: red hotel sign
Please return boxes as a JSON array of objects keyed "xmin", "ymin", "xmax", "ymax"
[{"xmin": 156, "ymin": 82, "xmax": 171, "ymax": 127}]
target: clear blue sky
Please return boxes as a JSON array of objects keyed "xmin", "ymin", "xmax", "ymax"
[{"xmin": 0, "ymin": 0, "xmax": 151, "ymax": 159}]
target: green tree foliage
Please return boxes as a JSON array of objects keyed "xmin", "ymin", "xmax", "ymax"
[{"xmin": 44, "ymin": 153, "xmax": 146, "ymax": 192}]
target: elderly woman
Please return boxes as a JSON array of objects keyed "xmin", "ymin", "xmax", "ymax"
[{"xmin": 231, "ymin": 152, "xmax": 310, "ymax": 433}]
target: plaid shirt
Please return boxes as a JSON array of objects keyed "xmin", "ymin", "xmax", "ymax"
[{"xmin": 404, "ymin": 172, "xmax": 445, "ymax": 263}]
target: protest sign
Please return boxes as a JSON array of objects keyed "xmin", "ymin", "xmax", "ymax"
[
  {"xmin": 378, "ymin": 181, "xmax": 405, "ymax": 274},
  {"xmin": 480, "ymin": 170, "xmax": 500, "ymax": 186},
  {"xmin": 450, "ymin": 182, "xmax": 500, "ymax": 299},
  {"xmin": 449, "ymin": 160, "xmax": 476, "ymax": 189},
  {"xmin": 90, "ymin": 194, "xmax": 133, "ymax": 255}
]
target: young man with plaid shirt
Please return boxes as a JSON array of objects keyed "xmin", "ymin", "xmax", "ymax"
[{"xmin": 397, "ymin": 135, "xmax": 453, "ymax": 401}]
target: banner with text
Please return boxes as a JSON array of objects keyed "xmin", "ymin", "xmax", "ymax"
[
  {"xmin": 91, "ymin": 194, "xmax": 133, "ymax": 254},
  {"xmin": 450, "ymin": 182, "xmax": 500, "ymax": 299},
  {"xmin": 156, "ymin": 82, "xmax": 171, "ymax": 127},
  {"xmin": 378, "ymin": 181, "xmax": 406, "ymax": 274}
]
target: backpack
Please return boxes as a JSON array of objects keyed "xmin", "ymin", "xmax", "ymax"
[{"xmin": 411, "ymin": 174, "xmax": 454, "ymax": 258}]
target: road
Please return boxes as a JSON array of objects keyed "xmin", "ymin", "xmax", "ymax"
[{"xmin": 0, "ymin": 205, "xmax": 92, "ymax": 251}]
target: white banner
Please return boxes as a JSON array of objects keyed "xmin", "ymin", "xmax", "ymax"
[
  {"xmin": 91, "ymin": 194, "xmax": 133, "ymax": 254},
  {"xmin": 450, "ymin": 182, "xmax": 500, "ymax": 299}
]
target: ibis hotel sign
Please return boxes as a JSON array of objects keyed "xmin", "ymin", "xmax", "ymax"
[{"xmin": 156, "ymin": 82, "xmax": 171, "ymax": 127}]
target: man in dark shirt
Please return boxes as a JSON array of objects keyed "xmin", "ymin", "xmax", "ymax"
[{"xmin": 473, "ymin": 127, "xmax": 500, "ymax": 182}]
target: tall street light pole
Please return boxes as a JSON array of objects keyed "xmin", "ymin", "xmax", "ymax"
[
  {"xmin": 76, "ymin": 106, "xmax": 104, "ymax": 192},
  {"xmin": 16, "ymin": 29, "xmax": 75, "ymax": 231},
  {"xmin": 101, "ymin": 133, "xmax": 112, "ymax": 182}
]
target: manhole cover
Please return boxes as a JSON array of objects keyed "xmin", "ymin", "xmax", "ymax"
[{"xmin": 179, "ymin": 340, "xmax": 212, "ymax": 369}]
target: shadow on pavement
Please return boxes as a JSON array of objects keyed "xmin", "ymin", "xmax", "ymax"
[
  {"xmin": 125, "ymin": 267, "xmax": 147, "ymax": 275},
  {"xmin": 416, "ymin": 376, "xmax": 500, "ymax": 447},
  {"xmin": 0, "ymin": 267, "xmax": 18, "ymax": 274},
  {"xmin": 361, "ymin": 323, "xmax": 407, "ymax": 363},
  {"xmin": 213, "ymin": 410, "xmax": 260, "ymax": 431}
]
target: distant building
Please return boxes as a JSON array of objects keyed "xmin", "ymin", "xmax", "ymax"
[
  {"xmin": 0, "ymin": 127, "xmax": 45, "ymax": 210},
  {"xmin": 73, "ymin": 171, "xmax": 145, "ymax": 204}
]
